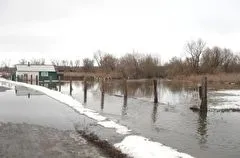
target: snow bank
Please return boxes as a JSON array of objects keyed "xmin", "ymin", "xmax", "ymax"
[
  {"xmin": 98, "ymin": 120, "xmax": 131, "ymax": 135},
  {"xmin": 114, "ymin": 135, "xmax": 194, "ymax": 158}
]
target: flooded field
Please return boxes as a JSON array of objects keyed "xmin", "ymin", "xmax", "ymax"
[
  {"xmin": 0, "ymin": 85, "xmax": 109, "ymax": 158},
  {"xmin": 0, "ymin": 86, "xmax": 84, "ymax": 130},
  {"xmin": 61, "ymin": 80, "xmax": 240, "ymax": 158}
]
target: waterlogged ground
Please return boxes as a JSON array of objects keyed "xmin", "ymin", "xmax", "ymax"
[
  {"xmin": 0, "ymin": 86, "xmax": 108, "ymax": 158},
  {"xmin": 61, "ymin": 80, "xmax": 240, "ymax": 158}
]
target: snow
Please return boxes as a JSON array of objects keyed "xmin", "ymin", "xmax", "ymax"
[
  {"xmin": 208, "ymin": 90, "xmax": 240, "ymax": 111},
  {"xmin": 114, "ymin": 135, "xmax": 194, "ymax": 158},
  {"xmin": 213, "ymin": 90, "xmax": 240, "ymax": 95},
  {"xmin": 98, "ymin": 120, "xmax": 131, "ymax": 135},
  {"xmin": 210, "ymin": 104, "xmax": 240, "ymax": 111}
]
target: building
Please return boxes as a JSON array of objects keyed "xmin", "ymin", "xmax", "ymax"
[{"xmin": 14, "ymin": 64, "xmax": 58, "ymax": 83}]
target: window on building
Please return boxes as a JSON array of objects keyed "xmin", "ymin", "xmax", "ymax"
[{"xmin": 41, "ymin": 72, "xmax": 48, "ymax": 77}]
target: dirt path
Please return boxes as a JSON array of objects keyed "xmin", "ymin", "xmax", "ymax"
[{"xmin": 0, "ymin": 122, "xmax": 108, "ymax": 158}]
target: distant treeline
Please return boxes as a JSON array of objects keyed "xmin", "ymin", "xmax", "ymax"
[
  {"xmin": 165, "ymin": 39, "xmax": 240, "ymax": 77},
  {"xmin": 1, "ymin": 38, "xmax": 240, "ymax": 79}
]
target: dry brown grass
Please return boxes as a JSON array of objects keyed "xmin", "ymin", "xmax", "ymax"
[
  {"xmin": 77, "ymin": 130, "xmax": 128, "ymax": 158},
  {"xmin": 63, "ymin": 72, "xmax": 122, "ymax": 79},
  {"xmin": 172, "ymin": 73, "xmax": 240, "ymax": 84}
]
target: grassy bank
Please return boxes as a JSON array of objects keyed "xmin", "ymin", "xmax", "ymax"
[
  {"xmin": 171, "ymin": 73, "xmax": 240, "ymax": 83},
  {"xmin": 168, "ymin": 73, "xmax": 240, "ymax": 90}
]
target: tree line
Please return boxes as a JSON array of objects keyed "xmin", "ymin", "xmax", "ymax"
[
  {"xmin": 1, "ymin": 38, "xmax": 240, "ymax": 79},
  {"xmin": 14, "ymin": 51, "xmax": 161, "ymax": 79},
  {"xmin": 165, "ymin": 39, "xmax": 240, "ymax": 77}
]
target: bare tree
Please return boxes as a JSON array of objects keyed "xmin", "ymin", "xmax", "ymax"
[
  {"xmin": 94, "ymin": 50, "xmax": 118, "ymax": 72},
  {"xmin": 221, "ymin": 48, "xmax": 240, "ymax": 72},
  {"xmin": 101, "ymin": 54, "xmax": 118, "ymax": 72},
  {"xmin": 118, "ymin": 53, "xmax": 141, "ymax": 78},
  {"xmin": 31, "ymin": 58, "xmax": 45, "ymax": 65},
  {"xmin": 139, "ymin": 54, "xmax": 159, "ymax": 78},
  {"xmin": 18, "ymin": 59, "xmax": 27, "ymax": 65},
  {"xmin": 185, "ymin": 39, "xmax": 206, "ymax": 73},
  {"xmin": 82, "ymin": 58, "xmax": 94, "ymax": 72},
  {"xmin": 69, "ymin": 60, "xmax": 73, "ymax": 67},
  {"xmin": 201, "ymin": 47, "xmax": 223, "ymax": 73},
  {"xmin": 60, "ymin": 60, "xmax": 69, "ymax": 67},
  {"xmin": 74, "ymin": 59, "xmax": 81, "ymax": 67},
  {"xmin": 1, "ymin": 59, "xmax": 11, "ymax": 68},
  {"xmin": 93, "ymin": 50, "xmax": 103, "ymax": 67},
  {"xmin": 51, "ymin": 59, "xmax": 60, "ymax": 66},
  {"xmin": 200, "ymin": 46, "xmax": 240, "ymax": 73},
  {"xmin": 165, "ymin": 57, "xmax": 183, "ymax": 76}
]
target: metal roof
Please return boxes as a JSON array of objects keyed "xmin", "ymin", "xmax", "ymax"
[{"xmin": 16, "ymin": 65, "xmax": 56, "ymax": 72}]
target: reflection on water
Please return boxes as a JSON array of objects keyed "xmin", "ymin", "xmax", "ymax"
[
  {"xmin": 152, "ymin": 103, "xmax": 158, "ymax": 123},
  {"xmin": 0, "ymin": 86, "xmax": 11, "ymax": 92},
  {"xmin": 61, "ymin": 79, "xmax": 240, "ymax": 158},
  {"xmin": 121, "ymin": 103, "xmax": 128, "ymax": 117},
  {"xmin": 14, "ymin": 84, "xmax": 57, "ymax": 98},
  {"xmin": 15, "ymin": 86, "xmax": 43, "ymax": 98},
  {"xmin": 39, "ymin": 82, "xmax": 58, "ymax": 90},
  {"xmin": 197, "ymin": 112, "xmax": 208, "ymax": 147}
]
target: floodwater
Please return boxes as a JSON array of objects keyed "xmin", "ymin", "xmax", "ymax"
[
  {"xmin": 61, "ymin": 80, "xmax": 240, "ymax": 158},
  {"xmin": 0, "ymin": 85, "xmax": 108, "ymax": 158},
  {"xmin": 0, "ymin": 86, "xmax": 84, "ymax": 130}
]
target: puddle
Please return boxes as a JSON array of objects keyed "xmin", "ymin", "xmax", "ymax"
[{"xmin": 0, "ymin": 86, "xmax": 88, "ymax": 130}]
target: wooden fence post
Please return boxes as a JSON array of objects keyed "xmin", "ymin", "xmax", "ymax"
[
  {"xmin": 83, "ymin": 77, "xmax": 87, "ymax": 103},
  {"xmin": 153, "ymin": 79, "xmax": 158, "ymax": 103},
  {"xmin": 70, "ymin": 77, "xmax": 73, "ymax": 95},
  {"xmin": 30, "ymin": 75, "xmax": 33, "ymax": 84},
  {"xmin": 36, "ymin": 75, "xmax": 38, "ymax": 85},
  {"xmin": 123, "ymin": 79, "xmax": 128, "ymax": 105},
  {"xmin": 26, "ymin": 75, "xmax": 28, "ymax": 83},
  {"xmin": 200, "ymin": 76, "xmax": 207, "ymax": 112},
  {"xmin": 101, "ymin": 79, "xmax": 105, "ymax": 109},
  {"xmin": 198, "ymin": 84, "xmax": 202, "ymax": 99},
  {"xmin": 58, "ymin": 76, "xmax": 61, "ymax": 92}
]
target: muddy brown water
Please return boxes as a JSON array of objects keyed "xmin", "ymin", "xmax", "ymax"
[{"xmin": 61, "ymin": 80, "xmax": 240, "ymax": 158}]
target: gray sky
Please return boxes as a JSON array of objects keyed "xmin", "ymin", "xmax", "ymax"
[{"xmin": 1, "ymin": 0, "xmax": 240, "ymax": 65}]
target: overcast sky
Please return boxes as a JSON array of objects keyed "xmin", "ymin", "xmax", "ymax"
[{"xmin": 1, "ymin": 0, "xmax": 240, "ymax": 65}]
